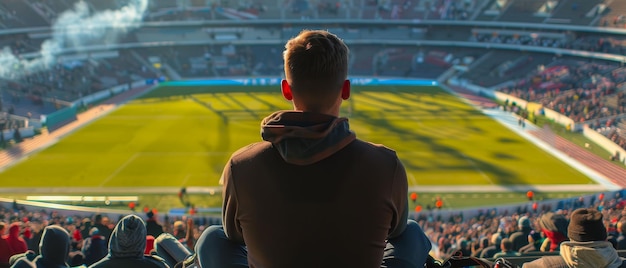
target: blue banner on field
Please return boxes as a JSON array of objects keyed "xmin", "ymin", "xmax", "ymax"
[
  {"xmin": 350, "ymin": 78, "xmax": 438, "ymax": 86},
  {"xmin": 160, "ymin": 78, "xmax": 438, "ymax": 87}
]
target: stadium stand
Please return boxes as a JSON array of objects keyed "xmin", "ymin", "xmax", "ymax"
[
  {"xmin": 2, "ymin": 189, "xmax": 626, "ymax": 267},
  {"xmin": 597, "ymin": 0, "xmax": 626, "ymax": 28}
]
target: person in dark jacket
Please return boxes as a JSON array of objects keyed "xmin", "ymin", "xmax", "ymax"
[
  {"xmin": 25, "ymin": 219, "xmax": 43, "ymax": 255},
  {"xmin": 145, "ymin": 212, "xmax": 164, "ymax": 238},
  {"xmin": 523, "ymin": 208, "xmax": 625, "ymax": 268},
  {"xmin": 91, "ymin": 215, "xmax": 111, "ymax": 242},
  {"xmin": 11, "ymin": 225, "xmax": 72, "ymax": 268},
  {"xmin": 519, "ymin": 230, "xmax": 543, "ymax": 254},
  {"xmin": 480, "ymin": 233, "xmax": 502, "ymax": 259},
  {"xmin": 82, "ymin": 228, "xmax": 107, "ymax": 266},
  {"xmin": 193, "ymin": 29, "xmax": 432, "ymax": 268},
  {"xmin": 509, "ymin": 216, "xmax": 532, "ymax": 251},
  {"xmin": 470, "ymin": 237, "xmax": 490, "ymax": 258},
  {"xmin": 88, "ymin": 214, "xmax": 168, "ymax": 268}
]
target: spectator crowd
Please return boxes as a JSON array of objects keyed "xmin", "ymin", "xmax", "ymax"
[{"xmin": 0, "ymin": 189, "xmax": 623, "ymax": 267}]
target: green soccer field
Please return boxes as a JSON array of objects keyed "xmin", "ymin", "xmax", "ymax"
[{"xmin": 0, "ymin": 84, "xmax": 598, "ymax": 210}]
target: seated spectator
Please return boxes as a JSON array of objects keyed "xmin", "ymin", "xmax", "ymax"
[
  {"xmin": 145, "ymin": 212, "xmax": 164, "ymax": 238},
  {"xmin": 11, "ymin": 225, "xmax": 72, "ymax": 268},
  {"xmin": 88, "ymin": 214, "xmax": 168, "ymax": 268},
  {"xmin": 0, "ymin": 222, "xmax": 12, "ymax": 267},
  {"xmin": 92, "ymin": 215, "xmax": 111, "ymax": 242},
  {"xmin": 6, "ymin": 223, "xmax": 28, "ymax": 258},
  {"xmin": 479, "ymin": 233, "xmax": 502, "ymax": 259},
  {"xmin": 523, "ymin": 208, "xmax": 625, "ymax": 267},
  {"xmin": 145, "ymin": 235, "xmax": 156, "ymax": 255},
  {"xmin": 538, "ymin": 212, "xmax": 568, "ymax": 252},
  {"xmin": 519, "ymin": 231, "xmax": 543, "ymax": 254},
  {"xmin": 616, "ymin": 220, "xmax": 626, "ymax": 250},
  {"xmin": 82, "ymin": 228, "xmax": 107, "ymax": 266},
  {"xmin": 154, "ymin": 233, "xmax": 192, "ymax": 268},
  {"xmin": 25, "ymin": 219, "xmax": 43, "ymax": 254},
  {"xmin": 470, "ymin": 237, "xmax": 489, "ymax": 258},
  {"xmin": 68, "ymin": 251, "xmax": 85, "ymax": 267},
  {"xmin": 492, "ymin": 238, "xmax": 521, "ymax": 259},
  {"xmin": 509, "ymin": 216, "xmax": 532, "ymax": 251}
]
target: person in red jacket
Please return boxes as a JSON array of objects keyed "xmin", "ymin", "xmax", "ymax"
[
  {"xmin": 0, "ymin": 222, "xmax": 13, "ymax": 266},
  {"xmin": 5, "ymin": 222, "xmax": 27, "ymax": 257}
]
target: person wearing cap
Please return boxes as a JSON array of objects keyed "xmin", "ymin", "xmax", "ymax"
[{"xmin": 523, "ymin": 208, "xmax": 626, "ymax": 268}]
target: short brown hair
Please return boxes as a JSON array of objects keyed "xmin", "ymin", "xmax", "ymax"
[
  {"xmin": 283, "ymin": 30, "xmax": 349, "ymax": 108},
  {"xmin": 500, "ymin": 238, "xmax": 513, "ymax": 251}
]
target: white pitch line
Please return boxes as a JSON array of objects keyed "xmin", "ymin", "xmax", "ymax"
[
  {"xmin": 0, "ymin": 184, "xmax": 611, "ymax": 195},
  {"xmin": 408, "ymin": 172, "xmax": 418, "ymax": 186},
  {"xmin": 139, "ymin": 152, "xmax": 230, "ymax": 156},
  {"xmin": 460, "ymin": 152, "xmax": 494, "ymax": 185},
  {"xmin": 182, "ymin": 174, "xmax": 192, "ymax": 186},
  {"xmin": 99, "ymin": 153, "xmax": 139, "ymax": 187}
]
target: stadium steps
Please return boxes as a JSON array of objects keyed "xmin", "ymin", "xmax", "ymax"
[
  {"xmin": 529, "ymin": 129, "xmax": 626, "ymax": 187},
  {"xmin": 547, "ymin": 0, "xmax": 601, "ymax": 25},
  {"xmin": 496, "ymin": 0, "xmax": 547, "ymax": 23}
]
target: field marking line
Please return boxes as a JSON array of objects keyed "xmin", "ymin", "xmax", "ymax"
[
  {"xmin": 138, "ymin": 152, "xmax": 231, "ymax": 156},
  {"xmin": 408, "ymin": 173, "xmax": 418, "ymax": 186},
  {"xmin": 0, "ymin": 184, "xmax": 609, "ymax": 195},
  {"xmin": 99, "ymin": 153, "xmax": 139, "ymax": 187},
  {"xmin": 459, "ymin": 152, "xmax": 494, "ymax": 185},
  {"xmin": 182, "ymin": 174, "xmax": 192, "ymax": 186}
]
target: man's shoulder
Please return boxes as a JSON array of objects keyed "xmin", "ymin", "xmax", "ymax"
[
  {"xmin": 230, "ymin": 141, "xmax": 272, "ymax": 160},
  {"xmin": 523, "ymin": 255, "xmax": 566, "ymax": 268},
  {"xmin": 351, "ymin": 139, "xmax": 398, "ymax": 157}
]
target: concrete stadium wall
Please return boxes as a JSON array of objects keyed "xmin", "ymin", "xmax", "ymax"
[
  {"xmin": 1, "ymin": 127, "xmax": 34, "ymax": 140},
  {"xmin": 582, "ymin": 125, "xmax": 626, "ymax": 164}
]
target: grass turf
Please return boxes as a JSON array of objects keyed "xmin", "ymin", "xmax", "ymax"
[{"xmin": 0, "ymin": 85, "xmax": 598, "ymax": 210}]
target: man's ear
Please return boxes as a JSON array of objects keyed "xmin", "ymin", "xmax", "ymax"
[
  {"xmin": 281, "ymin": 79, "xmax": 293, "ymax": 100},
  {"xmin": 341, "ymin": 79, "xmax": 350, "ymax": 100}
]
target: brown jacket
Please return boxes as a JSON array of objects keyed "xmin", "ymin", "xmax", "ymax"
[{"xmin": 221, "ymin": 111, "xmax": 408, "ymax": 268}]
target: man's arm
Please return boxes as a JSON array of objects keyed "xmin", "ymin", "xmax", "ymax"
[
  {"xmin": 388, "ymin": 158, "xmax": 409, "ymax": 239},
  {"xmin": 221, "ymin": 160, "xmax": 245, "ymax": 244}
]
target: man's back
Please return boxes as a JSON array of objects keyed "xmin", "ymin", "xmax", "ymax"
[{"xmin": 222, "ymin": 138, "xmax": 408, "ymax": 268}]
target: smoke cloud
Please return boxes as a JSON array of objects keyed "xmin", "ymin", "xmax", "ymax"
[{"xmin": 0, "ymin": 0, "xmax": 148, "ymax": 79}]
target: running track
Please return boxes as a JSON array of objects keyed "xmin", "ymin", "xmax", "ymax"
[{"xmin": 448, "ymin": 85, "xmax": 626, "ymax": 188}]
